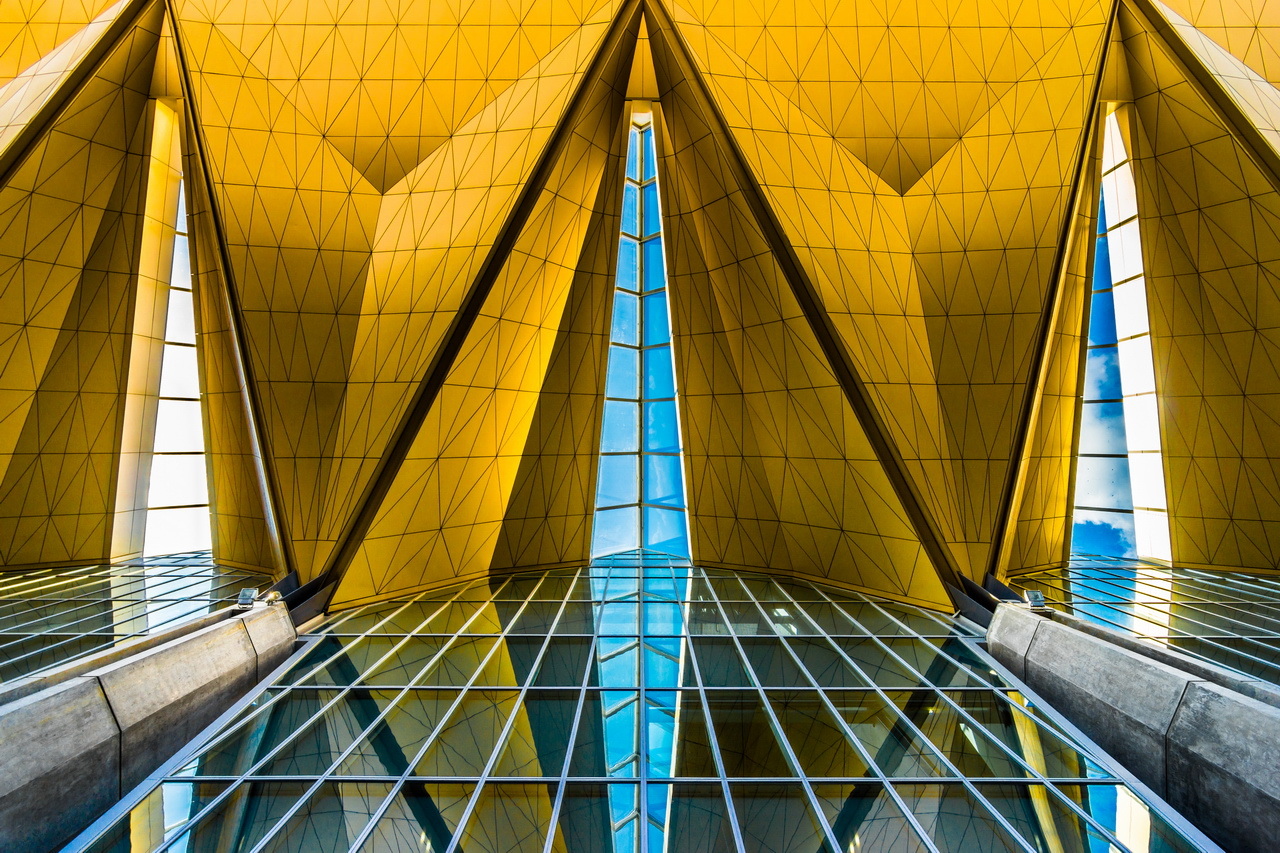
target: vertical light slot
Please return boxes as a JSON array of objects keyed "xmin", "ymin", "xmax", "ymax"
[
  {"xmin": 1071, "ymin": 110, "xmax": 1171, "ymax": 562},
  {"xmin": 144, "ymin": 182, "xmax": 213, "ymax": 557},
  {"xmin": 592, "ymin": 112, "xmax": 690, "ymax": 561}
]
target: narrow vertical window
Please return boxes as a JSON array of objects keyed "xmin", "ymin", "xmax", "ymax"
[
  {"xmin": 144, "ymin": 182, "xmax": 212, "ymax": 556},
  {"xmin": 1073, "ymin": 111, "xmax": 1171, "ymax": 562},
  {"xmin": 592, "ymin": 111, "xmax": 690, "ymax": 560}
]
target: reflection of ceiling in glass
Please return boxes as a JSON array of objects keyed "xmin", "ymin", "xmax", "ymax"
[{"xmin": 71, "ymin": 563, "xmax": 1205, "ymax": 853}]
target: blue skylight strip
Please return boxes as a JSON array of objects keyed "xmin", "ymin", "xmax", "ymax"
[{"xmin": 592, "ymin": 114, "xmax": 690, "ymax": 560}]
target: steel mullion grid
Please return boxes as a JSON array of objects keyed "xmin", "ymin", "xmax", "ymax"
[
  {"xmin": 795, "ymin": 588, "xmax": 1046, "ymax": 852},
  {"xmin": 666, "ymin": 568, "xmax": 750, "ymax": 853},
  {"xmin": 1016, "ymin": 574, "xmax": 1280, "ymax": 680},
  {"xmin": 763, "ymin": 578, "xmax": 948, "ymax": 853},
  {"xmin": 699, "ymin": 572, "xmax": 847, "ymax": 853},
  {"xmin": 87, "ymin": 564, "xmax": 1218, "ymax": 853},
  {"xmin": 0, "ymin": 573, "xmax": 251, "ymax": 638},
  {"xmin": 921, "ymin": 689, "xmax": 1148, "ymax": 850},
  {"xmin": 335, "ymin": 571, "xmax": 572, "ymax": 853},
  {"xmin": 195, "ymin": 575, "xmax": 522, "ymax": 853},
  {"xmin": 537, "ymin": 566, "xmax": 610, "ymax": 853},
  {"xmin": 145, "ymin": 579, "xmax": 500, "ymax": 853},
  {"xmin": 1077, "ymin": 568, "xmax": 1280, "ymax": 623},
  {"xmin": 396, "ymin": 573, "xmax": 561, "ymax": 853}
]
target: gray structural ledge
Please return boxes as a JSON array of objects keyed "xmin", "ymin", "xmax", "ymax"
[
  {"xmin": 0, "ymin": 602, "xmax": 296, "ymax": 853},
  {"xmin": 986, "ymin": 602, "xmax": 1280, "ymax": 853}
]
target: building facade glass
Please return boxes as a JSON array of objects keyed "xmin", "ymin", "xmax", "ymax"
[{"xmin": 71, "ymin": 560, "xmax": 1206, "ymax": 853}]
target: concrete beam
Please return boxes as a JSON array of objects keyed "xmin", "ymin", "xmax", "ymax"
[
  {"xmin": 0, "ymin": 603, "xmax": 296, "ymax": 853},
  {"xmin": 1166, "ymin": 683, "xmax": 1280, "ymax": 853},
  {"xmin": 0, "ymin": 679, "xmax": 120, "ymax": 853},
  {"xmin": 986, "ymin": 602, "xmax": 1280, "ymax": 853}
]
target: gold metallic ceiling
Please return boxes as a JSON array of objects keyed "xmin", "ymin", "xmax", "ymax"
[{"xmin": 2, "ymin": 0, "xmax": 1280, "ymax": 611}]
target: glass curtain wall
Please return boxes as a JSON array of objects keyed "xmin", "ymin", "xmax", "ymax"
[
  {"xmin": 592, "ymin": 110, "xmax": 689, "ymax": 560},
  {"xmin": 1072, "ymin": 110, "xmax": 1171, "ymax": 563},
  {"xmin": 71, "ymin": 565, "xmax": 1209, "ymax": 853}
]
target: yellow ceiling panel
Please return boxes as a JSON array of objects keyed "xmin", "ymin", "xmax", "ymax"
[
  {"xmin": 0, "ymin": 0, "xmax": 162, "ymax": 566},
  {"xmin": 0, "ymin": 0, "xmax": 119, "ymax": 87},
  {"xmin": 330, "ymin": 18, "xmax": 634, "ymax": 605},
  {"xmin": 660, "ymin": 0, "xmax": 1110, "ymax": 581}
]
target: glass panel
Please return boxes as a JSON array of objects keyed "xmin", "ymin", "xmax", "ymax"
[
  {"xmin": 454, "ymin": 783, "xmax": 557, "ymax": 853},
  {"xmin": 142, "ymin": 507, "xmax": 212, "ymax": 564},
  {"xmin": 355, "ymin": 783, "xmax": 472, "ymax": 853},
  {"xmin": 812, "ymin": 783, "xmax": 932, "ymax": 853},
  {"xmin": 336, "ymin": 690, "xmax": 456, "ymax": 776},
  {"xmin": 592, "ymin": 507, "xmax": 639, "ymax": 557},
  {"xmin": 82, "ymin": 781, "xmax": 230, "ymax": 853},
  {"xmin": 729, "ymin": 783, "xmax": 832, "ymax": 853},
  {"xmin": 170, "ymin": 233, "xmax": 191, "ymax": 285},
  {"xmin": 1054, "ymin": 784, "xmax": 1203, "ymax": 853},
  {"xmin": 704, "ymin": 691, "xmax": 794, "ymax": 777},
  {"xmin": 256, "ymin": 781, "xmax": 389, "ymax": 853},
  {"xmin": 642, "ymin": 238, "xmax": 665, "ymax": 291},
  {"xmin": 622, "ymin": 184, "xmax": 639, "ymax": 236},
  {"xmin": 881, "ymin": 638, "xmax": 982, "ymax": 688},
  {"xmin": 786, "ymin": 638, "xmax": 870, "ymax": 687},
  {"xmin": 768, "ymin": 691, "xmax": 871, "ymax": 777},
  {"xmin": 835, "ymin": 638, "xmax": 927, "ymax": 687},
  {"xmin": 643, "ymin": 507, "xmax": 688, "ymax": 557},
  {"xmin": 535, "ymin": 639, "xmax": 592, "ymax": 685},
  {"xmin": 642, "ymin": 182, "xmax": 661, "ymax": 237},
  {"xmin": 601, "ymin": 402, "xmax": 639, "ymax": 453},
  {"xmin": 606, "ymin": 346, "xmax": 640, "ymax": 400},
  {"xmin": 361, "ymin": 639, "xmax": 446, "ymax": 685},
  {"xmin": 1079, "ymin": 401, "xmax": 1127, "ymax": 454},
  {"xmin": 825, "ymin": 691, "xmax": 951, "ymax": 778},
  {"xmin": 642, "ymin": 127, "xmax": 657, "ymax": 181},
  {"xmin": 642, "ymin": 293, "xmax": 670, "ymax": 347},
  {"xmin": 643, "ymin": 401, "xmax": 679, "ymax": 452},
  {"xmin": 611, "ymin": 292, "xmax": 638, "ymax": 345},
  {"xmin": 152, "ymin": 400, "xmax": 204, "ymax": 452},
  {"xmin": 889, "ymin": 691, "xmax": 1028, "ymax": 778},
  {"xmin": 492, "ymin": 690, "xmax": 577, "ymax": 777},
  {"xmin": 617, "ymin": 237, "xmax": 639, "ymax": 292},
  {"xmin": 158, "ymin": 344, "xmax": 200, "ymax": 398},
  {"xmin": 626, "ymin": 129, "xmax": 640, "ymax": 180},
  {"xmin": 894, "ymin": 784, "xmax": 1025, "ymax": 853},
  {"xmin": 738, "ymin": 637, "xmax": 808, "ymax": 687},
  {"xmin": 259, "ymin": 691, "xmax": 385, "ymax": 775},
  {"xmin": 412, "ymin": 691, "xmax": 517, "ymax": 776},
  {"xmin": 1088, "ymin": 289, "xmax": 1117, "ymax": 346},
  {"xmin": 1083, "ymin": 347, "xmax": 1122, "ymax": 401},
  {"xmin": 597, "ymin": 456, "xmax": 639, "ymax": 508},
  {"xmin": 648, "ymin": 783, "xmax": 736, "ymax": 853},
  {"xmin": 1076, "ymin": 455, "xmax": 1134, "ymax": 510},
  {"xmin": 642, "ymin": 346, "xmax": 674, "ymax": 397},
  {"xmin": 693, "ymin": 638, "xmax": 752, "ymax": 687},
  {"xmin": 415, "ymin": 637, "xmax": 497, "ymax": 686},
  {"xmin": 167, "ymin": 782, "xmax": 310, "ymax": 853},
  {"xmin": 555, "ymin": 783, "xmax": 636, "ymax": 853},
  {"xmin": 642, "ymin": 455, "xmax": 683, "ymax": 507},
  {"xmin": 978, "ymin": 783, "xmax": 1117, "ymax": 852}
]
